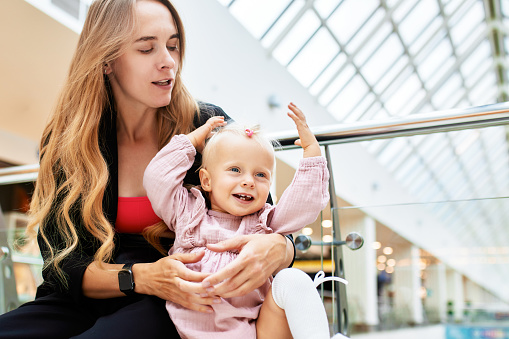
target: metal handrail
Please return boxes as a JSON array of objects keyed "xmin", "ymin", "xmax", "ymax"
[
  {"xmin": 1, "ymin": 102, "xmax": 509, "ymax": 182},
  {"xmin": 270, "ymin": 101, "xmax": 509, "ymax": 148},
  {"xmin": 0, "ymin": 164, "xmax": 39, "ymax": 185},
  {"xmin": 0, "ymin": 164, "xmax": 39, "ymax": 176}
]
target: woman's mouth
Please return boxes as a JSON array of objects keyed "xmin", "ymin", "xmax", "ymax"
[{"xmin": 152, "ymin": 79, "xmax": 172, "ymax": 86}]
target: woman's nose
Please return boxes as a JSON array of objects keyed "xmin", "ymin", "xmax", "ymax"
[{"xmin": 159, "ymin": 49, "xmax": 176, "ymax": 70}]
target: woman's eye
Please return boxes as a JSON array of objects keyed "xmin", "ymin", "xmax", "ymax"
[
  {"xmin": 167, "ymin": 46, "xmax": 178, "ymax": 52},
  {"xmin": 140, "ymin": 48, "xmax": 153, "ymax": 54}
]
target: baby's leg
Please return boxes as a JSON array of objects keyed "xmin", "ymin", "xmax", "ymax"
[
  {"xmin": 257, "ymin": 268, "xmax": 332, "ymax": 339},
  {"xmin": 257, "ymin": 286, "xmax": 293, "ymax": 339}
]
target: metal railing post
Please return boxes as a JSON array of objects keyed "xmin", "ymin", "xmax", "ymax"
[{"xmin": 324, "ymin": 145, "xmax": 349, "ymax": 335}]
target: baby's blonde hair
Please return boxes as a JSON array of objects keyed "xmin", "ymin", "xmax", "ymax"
[{"xmin": 201, "ymin": 122, "xmax": 280, "ymax": 170}]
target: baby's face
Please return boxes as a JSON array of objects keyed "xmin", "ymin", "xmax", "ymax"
[{"xmin": 200, "ymin": 134, "xmax": 274, "ymax": 216}]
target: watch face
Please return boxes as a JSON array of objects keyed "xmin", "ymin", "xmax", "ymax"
[{"xmin": 118, "ymin": 269, "xmax": 134, "ymax": 292}]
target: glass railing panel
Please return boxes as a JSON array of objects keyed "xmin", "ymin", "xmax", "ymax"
[
  {"xmin": 0, "ymin": 181, "xmax": 39, "ymax": 313},
  {"xmin": 337, "ymin": 198, "xmax": 509, "ymax": 336},
  {"xmin": 286, "ymin": 123, "xmax": 509, "ymax": 338}
]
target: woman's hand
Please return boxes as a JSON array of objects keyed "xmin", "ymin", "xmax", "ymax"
[
  {"xmin": 134, "ymin": 251, "xmax": 220, "ymax": 313},
  {"xmin": 201, "ymin": 233, "xmax": 292, "ymax": 298}
]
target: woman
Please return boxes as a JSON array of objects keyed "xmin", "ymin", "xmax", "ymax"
[{"xmin": 0, "ymin": 0, "xmax": 295, "ymax": 338}]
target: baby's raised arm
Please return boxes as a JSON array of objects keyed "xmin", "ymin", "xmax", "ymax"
[
  {"xmin": 287, "ymin": 103, "xmax": 321, "ymax": 158},
  {"xmin": 187, "ymin": 116, "xmax": 226, "ymax": 153}
]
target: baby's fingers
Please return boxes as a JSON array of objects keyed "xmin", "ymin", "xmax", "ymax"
[
  {"xmin": 206, "ymin": 116, "xmax": 226, "ymax": 129},
  {"xmin": 288, "ymin": 102, "xmax": 307, "ymax": 122},
  {"xmin": 288, "ymin": 102, "xmax": 304, "ymax": 116},
  {"xmin": 189, "ymin": 117, "xmax": 226, "ymax": 150},
  {"xmin": 287, "ymin": 102, "xmax": 321, "ymax": 157}
]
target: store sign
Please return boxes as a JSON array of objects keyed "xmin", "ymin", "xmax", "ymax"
[{"xmin": 446, "ymin": 325, "xmax": 509, "ymax": 339}]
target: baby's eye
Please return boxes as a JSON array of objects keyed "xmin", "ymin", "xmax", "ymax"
[
  {"xmin": 255, "ymin": 172, "xmax": 266, "ymax": 178},
  {"xmin": 229, "ymin": 167, "xmax": 240, "ymax": 173}
]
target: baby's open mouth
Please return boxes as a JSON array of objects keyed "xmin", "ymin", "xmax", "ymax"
[{"xmin": 233, "ymin": 194, "xmax": 254, "ymax": 201}]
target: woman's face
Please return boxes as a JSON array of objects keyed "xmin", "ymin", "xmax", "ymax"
[{"xmin": 107, "ymin": 0, "xmax": 180, "ymax": 113}]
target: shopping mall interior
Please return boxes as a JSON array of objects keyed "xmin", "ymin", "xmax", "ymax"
[{"xmin": 1, "ymin": 0, "xmax": 509, "ymax": 338}]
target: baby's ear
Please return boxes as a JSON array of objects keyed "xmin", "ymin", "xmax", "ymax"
[{"xmin": 199, "ymin": 168, "xmax": 212, "ymax": 192}]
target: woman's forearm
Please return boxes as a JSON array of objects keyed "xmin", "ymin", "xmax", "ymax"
[
  {"xmin": 81, "ymin": 255, "xmax": 215, "ymax": 314},
  {"xmin": 82, "ymin": 261, "xmax": 143, "ymax": 299}
]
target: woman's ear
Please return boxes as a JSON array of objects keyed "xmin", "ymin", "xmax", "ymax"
[
  {"xmin": 104, "ymin": 63, "xmax": 112, "ymax": 75},
  {"xmin": 199, "ymin": 168, "xmax": 212, "ymax": 192}
]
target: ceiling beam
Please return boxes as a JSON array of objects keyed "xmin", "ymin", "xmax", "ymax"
[{"xmin": 484, "ymin": 0, "xmax": 508, "ymax": 102}]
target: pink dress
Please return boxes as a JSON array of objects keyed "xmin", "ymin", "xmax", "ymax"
[{"xmin": 144, "ymin": 135, "xmax": 329, "ymax": 339}]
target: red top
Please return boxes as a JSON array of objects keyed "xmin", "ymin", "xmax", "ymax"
[{"xmin": 116, "ymin": 196, "xmax": 162, "ymax": 233}]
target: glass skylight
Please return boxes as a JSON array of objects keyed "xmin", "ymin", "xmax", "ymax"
[{"xmin": 217, "ymin": 0, "xmax": 509, "ymax": 303}]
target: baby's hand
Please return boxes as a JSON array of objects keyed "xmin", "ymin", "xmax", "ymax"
[
  {"xmin": 287, "ymin": 102, "xmax": 321, "ymax": 158},
  {"xmin": 187, "ymin": 116, "xmax": 226, "ymax": 153}
]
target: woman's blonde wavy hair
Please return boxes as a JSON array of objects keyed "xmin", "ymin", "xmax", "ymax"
[{"xmin": 27, "ymin": 0, "xmax": 197, "ymax": 285}]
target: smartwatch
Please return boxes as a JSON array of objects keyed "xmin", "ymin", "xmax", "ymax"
[{"xmin": 118, "ymin": 263, "xmax": 136, "ymax": 296}]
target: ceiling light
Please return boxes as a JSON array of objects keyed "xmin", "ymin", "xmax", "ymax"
[
  {"xmin": 302, "ymin": 227, "xmax": 313, "ymax": 236},
  {"xmin": 321, "ymin": 219, "xmax": 333, "ymax": 228},
  {"xmin": 383, "ymin": 247, "xmax": 393, "ymax": 255},
  {"xmin": 322, "ymin": 235, "xmax": 333, "ymax": 242}
]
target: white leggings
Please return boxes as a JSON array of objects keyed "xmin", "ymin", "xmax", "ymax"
[{"xmin": 271, "ymin": 268, "xmax": 349, "ymax": 339}]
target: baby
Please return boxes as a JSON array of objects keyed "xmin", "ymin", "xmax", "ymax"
[{"xmin": 144, "ymin": 103, "xmax": 347, "ymax": 338}]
